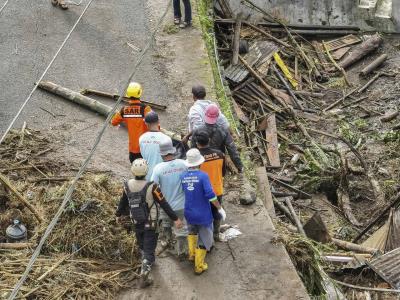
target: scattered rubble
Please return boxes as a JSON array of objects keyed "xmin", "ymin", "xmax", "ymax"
[{"xmin": 214, "ymin": 0, "xmax": 400, "ymax": 298}]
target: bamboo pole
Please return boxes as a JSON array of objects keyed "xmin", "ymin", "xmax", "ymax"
[
  {"xmin": 360, "ymin": 54, "xmax": 387, "ymax": 76},
  {"xmin": 0, "ymin": 174, "xmax": 43, "ymax": 223},
  {"xmin": 284, "ymin": 197, "xmax": 306, "ymax": 236},
  {"xmin": 38, "ymin": 81, "xmax": 181, "ymax": 141},
  {"xmin": 0, "ymin": 242, "xmax": 33, "ymax": 249},
  {"xmin": 332, "ymin": 238, "xmax": 378, "ymax": 254}
]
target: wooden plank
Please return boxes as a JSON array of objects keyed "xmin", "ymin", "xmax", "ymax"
[
  {"xmin": 231, "ymin": 12, "xmax": 242, "ymax": 65},
  {"xmin": 232, "ymin": 99, "xmax": 249, "ymax": 124},
  {"xmin": 255, "ymin": 167, "xmax": 275, "ymax": 217},
  {"xmin": 265, "ymin": 114, "xmax": 280, "ymax": 167}
]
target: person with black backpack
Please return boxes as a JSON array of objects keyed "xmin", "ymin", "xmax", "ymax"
[{"xmin": 116, "ymin": 158, "xmax": 183, "ymax": 288}]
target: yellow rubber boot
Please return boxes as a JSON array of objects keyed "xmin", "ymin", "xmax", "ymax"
[
  {"xmin": 187, "ymin": 234, "xmax": 198, "ymax": 261},
  {"xmin": 194, "ymin": 248, "xmax": 208, "ymax": 275}
]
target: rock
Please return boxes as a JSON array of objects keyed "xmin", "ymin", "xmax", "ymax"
[{"xmin": 239, "ymin": 174, "xmax": 256, "ymax": 205}]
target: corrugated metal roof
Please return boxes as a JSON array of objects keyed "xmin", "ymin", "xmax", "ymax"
[
  {"xmin": 367, "ymin": 247, "xmax": 400, "ymax": 289},
  {"xmin": 224, "ymin": 41, "xmax": 277, "ymax": 83}
]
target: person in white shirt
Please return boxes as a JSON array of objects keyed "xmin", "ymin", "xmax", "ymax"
[
  {"xmin": 182, "ymin": 84, "xmax": 229, "ymax": 144},
  {"xmin": 139, "ymin": 112, "xmax": 170, "ymax": 181}
]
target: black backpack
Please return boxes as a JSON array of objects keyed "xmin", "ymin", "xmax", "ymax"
[{"xmin": 124, "ymin": 181, "xmax": 154, "ymax": 223}]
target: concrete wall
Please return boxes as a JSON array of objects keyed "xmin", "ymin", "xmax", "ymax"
[{"xmin": 226, "ymin": 0, "xmax": 398, "ymax": 32}]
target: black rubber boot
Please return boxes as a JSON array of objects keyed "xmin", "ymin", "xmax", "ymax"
[
  {"xmin": 139, "ymin": 259, "xmax": 153, "ymax": 288},
  {"xmin": 213, "ymin": 219, "xmax": 221, "ymax": 242}
]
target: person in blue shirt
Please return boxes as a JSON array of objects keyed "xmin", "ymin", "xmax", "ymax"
[
  {"xmin": 151, "ymin": 138, "xmax": 188, "ymax": 258},
  {"xmin": 139, "ymin": 112, "xmax": 170, "ymax": 181},
  {"xmin": 181, "ymin": 148, "xmax": 226, "ymax": 274}
]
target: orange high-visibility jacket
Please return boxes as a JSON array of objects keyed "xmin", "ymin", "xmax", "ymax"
[
  {"xmin": 111, "ymin": 100, "xmax": 152, "ymax": 154},
  {"xmin": 199, "ymin": 147, "xmax": 226, "ymax": 196}
]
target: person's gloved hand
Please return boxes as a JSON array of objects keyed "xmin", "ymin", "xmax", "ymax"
[{"xmin": 218, "ymin": 208, "xmax": 226, "ymax": 221}]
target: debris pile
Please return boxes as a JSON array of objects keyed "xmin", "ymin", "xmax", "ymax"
[
  {"xmin": 214, "ymin": 0, "xmax": 400, "ymax": 297},
  {"xmin": 0, "ymin": 128, "xmax": 138, "ymax": 298}
]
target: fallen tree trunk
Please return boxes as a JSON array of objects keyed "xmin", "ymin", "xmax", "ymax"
[
  {"xmin": 332, "ymin": 238, "xmax": 378, "ymax": 254},
  {"xmin": 38, "ymin": 81, "xmax": 181, "ymax": 141},
  {"xmin": 338, "ymin": 34, "xmax": 383, "ymax": 69}
]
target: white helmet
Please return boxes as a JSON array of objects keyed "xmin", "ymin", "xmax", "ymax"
[{"xmin": 131, "ymin": 159, "xmax": 148, "ymax": 176}]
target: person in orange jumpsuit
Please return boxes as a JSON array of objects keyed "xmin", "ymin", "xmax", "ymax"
[{"xmin": 111, "ymin": 82, "xmax": 152, "ymax": 163}]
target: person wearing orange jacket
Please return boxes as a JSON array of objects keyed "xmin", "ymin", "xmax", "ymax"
[{"xmin": 111, "ymin": 82, "xmax": 152, "ymax": 163}]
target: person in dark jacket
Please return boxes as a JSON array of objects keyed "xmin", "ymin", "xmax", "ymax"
[
  {"xmin": 116, "ymin": 158, "xmax": 182, "ymax": 287},
  {"xmin": 191, "ymin": 104, "xmax": 243, "ymax": 173}
]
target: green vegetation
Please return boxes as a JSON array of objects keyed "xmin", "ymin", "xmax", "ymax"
[
  {"xmin": 338, "ymin": 120, "xmax": 360, "ymax": 145},
  {"xmin": 163, "ymin": 24, "xmax": 179, "ymax": 34}
]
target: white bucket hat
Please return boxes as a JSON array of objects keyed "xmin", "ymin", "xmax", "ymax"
[
  {"xmin": 159, "ymin": 138, "xmax": 176, "ymax": 156},
  {"xmin": 184, "ymin": 148, "xmax": 205, "ymax": 167}
]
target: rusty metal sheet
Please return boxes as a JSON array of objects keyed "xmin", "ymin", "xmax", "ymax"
[{"xmin": 367, "ymin": 247, "xmax": 400, "ymax": 289}]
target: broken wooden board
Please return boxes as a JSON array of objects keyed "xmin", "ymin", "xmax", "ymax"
[
  {"xmin": 332, "ymin": 46, "xmax": 350, "ymax": 60},
  {"xmin": 225, "ymin": 41, "xmax": 278, "ymax": 84},
  {"xmin": 325, "ymin": 34, "xmax": 362, "ymax": 51},
  {"xmin": 265, "ymin": 114, "xmax": 280, "ymax": 167},
  {"xmin": 255, "ymin": 167, "xmax": 276, "ymax": 217},
  {"xmin": 361, "ymin": 218, "xmax": 389, "ymax": 253},
  {"xmin": 232, "ymin": 99, "xmax": 250, "ymax": 124}
]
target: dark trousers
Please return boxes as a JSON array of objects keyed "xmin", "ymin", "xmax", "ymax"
[
  {"xmin": 173, "ymin": 0, "xmax": 192, "ymax": 23},
  {"xmin": 211, "ymin": 195, "xmax": 223, "ymax": 237},
  {"xmin": 211, "ymin": 195, "xmax": 223, "ymax": 220},
  {"xmin": 129, "ymin": 152, "xmax": 142, "ymax": 164},
  {"xmin": 135, "ymin": 223, "xmax": 159, "ymax": 264}
]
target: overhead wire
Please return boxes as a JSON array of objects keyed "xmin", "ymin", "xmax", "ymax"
[
  {"xmin": 0, "ymin": 0, "xmax": 10, "ymax": 14},
  {"xmin": 7, "ymin": 0, "xmax": 172, "ymax": 299},
  {"xmin": 0, "ymin": 0, "xmax": 95, "ymax": 144}
]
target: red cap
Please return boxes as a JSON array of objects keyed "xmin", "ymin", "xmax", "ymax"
[{"xmin": 204, "ymin": 104, "xmax": 220, "ymax": 124}]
